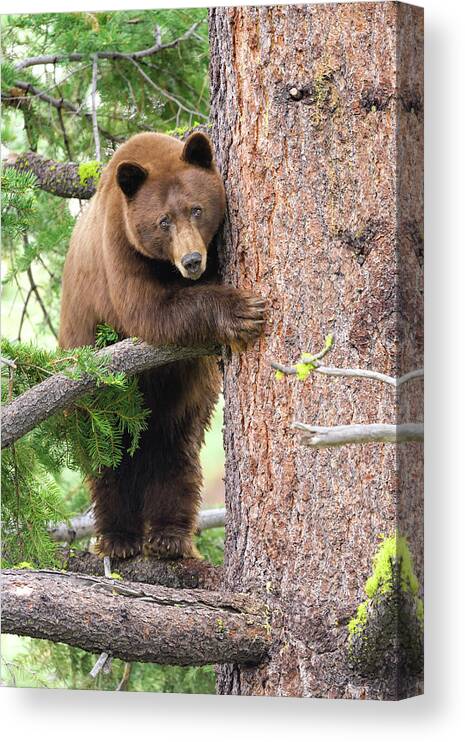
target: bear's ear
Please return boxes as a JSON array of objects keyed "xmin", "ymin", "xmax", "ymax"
[
  {"xmin": 181, "ymin": 132, "xmax": 213, "ymax": 169},
  {"xmin": 116, "ymin": 161, "xmax": 148, "ymax": 198}
]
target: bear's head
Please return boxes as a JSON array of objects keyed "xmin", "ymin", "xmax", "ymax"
[{"xmin": 114, "ymin": 132, "xmax": 225, "ymax": 280}]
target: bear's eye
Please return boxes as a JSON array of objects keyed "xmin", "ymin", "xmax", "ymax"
[
  {"xmin": 159, "ymin": 216, "xmax": 171, "ymax": 230},
  {"xmin": 191, "ymin": 206, "xmax": 202, "ymax": 218}
]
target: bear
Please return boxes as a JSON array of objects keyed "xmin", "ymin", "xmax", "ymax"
[{"xmin": 59, "ymin": 131, "xmax": 266, "ymax": 559}]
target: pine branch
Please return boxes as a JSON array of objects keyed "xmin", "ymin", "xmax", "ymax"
[
  {"xmin": 14, "ymin": 22, "xmax": 202, "ymax": 71},
  {"xmin": 6, "ymin": 81, "xmax": 123, "ymax": 144},
  {"xmin": 1, "ymin": 339, "xmax": 220, "ymax": 449},
  {"xmin": 4, "ymin": 151, "xmax": 99, "ymax": 199},
  {"xmin": 2, "ymin": 569, "xmax": 270, "ymax": 666}
]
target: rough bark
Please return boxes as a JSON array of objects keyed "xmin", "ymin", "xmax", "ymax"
[
  {"xmin": 4, "ymin": 151, "xmax": 99, "ymax": 199},
  {"xmin": 1, "ymin": 339, "xmax": 219, "ymax": 449},
  {"xmin": 2, "ymin": 570, "xmax": 270, "ymax": 666},
  {"xmin": 60, "ymin": 549, "xmax": 224, "ymax": 591},
  {"xmin": 210, "ymin": 2, "xmax": 423, "ymax": 699}
]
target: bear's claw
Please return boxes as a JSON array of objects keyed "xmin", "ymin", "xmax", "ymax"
[
  {"xmin": 94, "ymin": 534, "xmax": 142, "ymax": 559},
  {"xmin": 144, "ymin": 530, "xmax": 201, "ymax": 560}
]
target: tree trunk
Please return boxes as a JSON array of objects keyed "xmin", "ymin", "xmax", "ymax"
[
  {"xmin": 210, "ymin": 1, "xmax": 423, "ymax": 700},
  {"xmin": 2, "ymin": 570, "xmax": 270, "ymax": 666}
]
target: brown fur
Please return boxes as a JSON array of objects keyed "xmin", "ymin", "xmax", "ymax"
[{"xmin": 59, "ymin": 132, "xmax": 265, "ymax": 558}]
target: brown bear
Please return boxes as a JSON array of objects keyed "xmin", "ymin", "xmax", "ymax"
[{"xmin": 59, "ymin": 131, "xmax": 265, "ymax": 559}]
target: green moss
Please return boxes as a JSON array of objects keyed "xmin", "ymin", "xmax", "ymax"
[
  {"xmin": 78, "ymin": 160, "xmax": 102, "ymax": 186},
  {"xmin": 347, "ymin": 534, "xmax": 424, "ymax": 680},
  {"xmin": 364, "ymin": 534, "xmax": 419, "ymax": 599},
  {"xmin": 348, "ymin": 534, "xmax": 423, "ymax": 639}
]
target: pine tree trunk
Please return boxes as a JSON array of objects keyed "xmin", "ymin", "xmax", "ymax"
[{"xmin": 209, "ymin": 2, "xmax": 423, "ymax": 699}]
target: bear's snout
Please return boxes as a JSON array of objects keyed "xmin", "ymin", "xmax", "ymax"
[{"xmin": 181, "ymin": 252, "xmax": 202, "ymax": 276}]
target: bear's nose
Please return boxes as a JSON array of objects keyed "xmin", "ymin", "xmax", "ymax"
[{"xmin": 181, "ymin": 252, "xmax": 202, "ymax": 273}]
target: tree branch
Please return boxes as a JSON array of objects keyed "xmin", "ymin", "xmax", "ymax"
[
  {"xmin": 90, "ymin": 55, "xmax": 101, "ymax": 161},
  {"xmin": 14, "ymin": 22, "xmax": 202, "ymax": 71},
  {"xmin": 4, "ymin": 151, "xmax": 100, "ymax": 199},
  {"xmin": 272, "ymin": 361, "xmax": 424, "ymax": 388},
  {"xmin": 1, "ymin": 339, "xmax": 220, "ymax": 449},
  {"xmin": 50, "ymin": 507, "xmax": 226, "ymax": 544},
  {"xmin": 8, "ymin": 81, "xmax": 122, "ymax": 144},
  {"xmin": 62, "ymin": 549, "xmax": 223, "ymax": 591},
  {"xmin": 26, "ymin": 262, "xmax": 58, "ymax": 339},
  {"xmin": 2, "ymin": 569, "xmax": 270, "ymax": 666},
  {"xmin": 292, "ymin": 422, "xmax": 424, "ymax": 447}
]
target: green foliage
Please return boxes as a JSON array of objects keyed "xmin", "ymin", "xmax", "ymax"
[
  {"xmin": 95, "ymin": 323, "xmax": 120, "ymax": 349},
  {"xmin": 195, "ymin": 525, "xmax": 225, "ymax": 566},
  {"xmin": 1, "ymin": 338, "xmax": 149, "ymax": 566},
  {"xmin": 2, "ymin": 638, "xmax": 217, "ymax": 693},
  {"xmin": 1, "ymin": 168, "xmax": 38, "ymax": 239},
  {"xmin": 2, "ymin": 9, "xmax": 210, "ymax": 161}
]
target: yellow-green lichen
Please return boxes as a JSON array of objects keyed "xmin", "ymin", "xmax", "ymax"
[
  {"xmin": 78, "ymin": 160, "xmax": 102, "ymax": 186},
  {"xmin": 348, "ymin": 534, "xmax": 423, "ymax": 638},
  {"xmin": 347, "ymin": 533, "xmax": 424, "ymax": 679}
]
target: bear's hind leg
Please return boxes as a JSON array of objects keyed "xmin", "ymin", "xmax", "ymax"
[
  {"xmin": 143, "ymin": 434, "xmax": 202, "ymax": 560},
  {"xmin": 90, "ymin": 462, "xmax": 144, "ymax": 558}
]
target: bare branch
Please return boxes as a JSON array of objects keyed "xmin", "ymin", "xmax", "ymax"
[
  {"xmin": 1, "ymin": 356, "xmax": 17, "ymax": 369},
  {"xmin": 116, "ymin": 662, "xmax": 132, "ymax": 691},
  {"xmin": 10, "ymin": 81, "xmax": 123, "ymax": 144},
  {"xmin": 292, "ymin": 422, "xmax": 424, "ymax": 447},
  {"xmin": 50, "ymin": 507, "xmax": 226, "ymax": 543},
  {"xmin": 89, "ymin": 651, "xmax": 110, "ymax": 678},
  {"xmin": 26, "ymin": 263, "xmax": 58, "ymax": 339},
  {"xmin": 90, "ymin": 55, "xmax": 101, "ymax": 161},
  {"xmin": 272, "ymin": 360, "xmax": 424, "ymax": 388},
  {"xmin": 1, "ymin": 339, "xmax": 220, "ymax": 449},
  {"xmin": 128, "ymin": 58, "xmax": 208, "ymax": 121},
  {"xmin": 14, "ymin": 22, "xmax": 202, "ymax": 71},
  {"xmin": 2, "ymin": 569, "xmax": 270, "ymax": 666}
]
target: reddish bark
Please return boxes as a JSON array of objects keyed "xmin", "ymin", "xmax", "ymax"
[{"xmin": 210, "ymin": 2, "xmax": 423, "ymax": 699}]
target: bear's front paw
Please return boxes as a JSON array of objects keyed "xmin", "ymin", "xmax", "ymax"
[
  {"xmin": 94, "ymin": 533, "xmax": 142, "ymax": 559},
  {"xmin": 144, "ymin": 528, "xmax": 201, "ymax": 560},
  {"xmin": 223, "ymin": 292, "xmax": 267, "ymax": 352}
]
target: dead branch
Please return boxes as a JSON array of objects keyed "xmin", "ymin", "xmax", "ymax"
[
  {"xmin": 292, "ymin": 422, "xmax": 424, "ymax": 447},
  {"xmin": 272, "ymin": 360, "xmax": 424, "ymax": 388},
  {"xmin": 1, "ymin": 339, "xmax": 220, "ymax": 449},
  {"xmin": 8, "ymin": 81, "xmax": 122, "ymax": 144},
  {"xmin": 2, "ymin": 569, "xmax": 270, "ymax": 665},
  {"xmin": 90, "ymin": 55, "xmax": 101, "ymax": 161}
]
